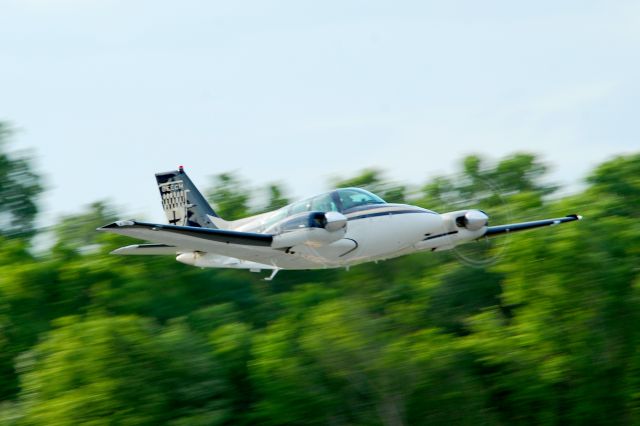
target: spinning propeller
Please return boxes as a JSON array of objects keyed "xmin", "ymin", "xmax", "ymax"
[{"xmin": 442, "ymin": 176, "xmax": 513, "ymax": 267}]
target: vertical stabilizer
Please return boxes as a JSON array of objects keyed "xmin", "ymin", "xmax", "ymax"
[{"xmin": 155, "ymin": 166, "xmax": 218, "ymax": 228}]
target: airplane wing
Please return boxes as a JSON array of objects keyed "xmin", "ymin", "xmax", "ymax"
[
  {"xmin": 97, "ymin": 220, "xmax": 285, "ymax": 266},
  {"xmin": 99, "ymin": 220, "xmax": 273, "ymax": 246},
  {"xmin": 484, "ymin": 214, "xmax": 582, "ymax": 237}
]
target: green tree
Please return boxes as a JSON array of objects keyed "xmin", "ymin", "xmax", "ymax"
[
  {"xmin": 0, "ymin": 123, "xmax": 43, "ymax": 238},
  {"xmin": 15, "ymin": 315, "xmax": 228, "ymax": 425},
  {"xmin": 488, "ymin": 153, "xmax": 557, "ymax": 196},
  {"xmin": 209, "ymin": 322, "xmax": 255, "ymax": 425},
  {"xmin": 463, "ymin": 198, "xmax": 639, "ymax": 424},
  {"xmin": 206, "ymin": 172, "xmax": 250, "ymax": 220},
  {"xmin": 262, "ymin": 184, "xmax": 289, "ymax": 212},
  {"xmin": 1, "ymin": 143, "xmax": 639, "ymax": 425},
  {"xmin": 251, "ymin": 297, "xmax": 494, "ymax": 425},
  {"xmin": 586, "ymin": 153, "xmax": 640, "ymax": 218},
  {"xmin": 54, "ymin": 201, "xmax": 118, "ymax": 251}
]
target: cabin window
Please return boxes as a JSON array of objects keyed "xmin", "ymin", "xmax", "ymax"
[
  {"xmin": 310, "ymin": 194, "xmax": 338, "ymax": 212},
  {"xmin": 262, "ymin": 208, "xmax": 288, "ymax": 229},
  {"xmin": 288, "ymin": 200, "xmax": 309, "ymax": 215}
]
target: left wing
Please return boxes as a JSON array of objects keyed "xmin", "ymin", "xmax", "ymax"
[
  {"xmin": 97, "ymin": 220, "xmax": 286, "ymax": 266},
  {"xmin": 484, "ymin": 214, "xmax": 582, "ymax": 237},
  {"xmin": 99, "ymin": 220, "xmax": 273, "ymax": 246}
]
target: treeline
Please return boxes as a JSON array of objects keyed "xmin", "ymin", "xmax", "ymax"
[{"xmin": 0, "ymin": 122, "xmax": 639, "ymax": 425}]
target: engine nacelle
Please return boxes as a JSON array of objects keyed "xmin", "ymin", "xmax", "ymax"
[
  {"xmin": 441, "ymin": 209, "xmax": 489, "ymax": 232},
  {"xmin": 416, "ymin": 209, "xmax": 489, "ymax": 252},
  {"xmin": 271, "ymin": 211, "xmax": 348, "ymax": 249},
  {"xmin": 456, "ymin": 210, "xmax": 489, "ymax": 231},
  {"xmin": 324, "ymin": 211, "xmax": 348, "ymax": 232}
]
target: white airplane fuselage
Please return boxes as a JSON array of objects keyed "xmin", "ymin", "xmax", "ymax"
[{"xmin": 178, "ymin": 202, "xmax": 486, "ymax": 271}]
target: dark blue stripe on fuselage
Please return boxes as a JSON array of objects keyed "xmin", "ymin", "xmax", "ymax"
[{"xmin": 347, "ymin": 209, "xmax": 434, "ymax": 221}]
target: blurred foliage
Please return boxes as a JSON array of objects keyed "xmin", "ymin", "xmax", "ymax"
[
  {"xmin": 0, "ymin": 125, "xmax": 639, "ymax": 425},
  {"xmin": 264, "ymin": 184, "xmax": 289, "ymax": 212},
  {"xmin": 0, "ymin": 124, "xmax": 43, "ymax": 239},
  {"xmin": 206, "ymin": 173, "xmax": 251, "ymax": 220},
  {"xmin": 54, "ymin": 201, "xmax": 118, "ymax": 251},
  {"xmin": 207, "ymin": 173, "xmax": 291, "ymax": 218},
  {"xmin": 420, "ymin": 153, "xmax": 555, "ymax": 215},
  {"xmin": 16, "ymin": 316, "xmax": 227, "ymax": 425}
]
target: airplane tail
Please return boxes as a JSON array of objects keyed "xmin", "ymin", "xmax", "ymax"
[{"xmin": 155, "ymin": 166, "xmax": 223, "ymax": 229}]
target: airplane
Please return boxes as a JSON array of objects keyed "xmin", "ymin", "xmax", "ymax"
[{"xmin": 98, "ymin": 166, "xmax": 582, "ymax": 280}]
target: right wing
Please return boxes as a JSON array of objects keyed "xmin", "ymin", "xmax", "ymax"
[{"xmin": 484, "ymin": 214, "xmax": 582, "ymax": 237}]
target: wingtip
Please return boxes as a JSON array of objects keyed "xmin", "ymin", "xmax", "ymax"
[
  {"xmin": 110, "ymin": 246, "xmax": 129, "ymax": 255},
  {"xmin": 567, "ymin": 214, "xmax": 583, "ymax": 220}
]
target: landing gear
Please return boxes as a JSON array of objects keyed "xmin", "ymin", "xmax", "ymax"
[{"xmin": 264, "ymin": 268, "xmax": 280, "ymax": 281}]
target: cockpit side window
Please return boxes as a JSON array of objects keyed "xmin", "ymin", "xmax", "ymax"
[
  {"xmin": 310, "ymin": 193, "xmax": 338, "ymax": 212},
  {"xmin": 286, "ymin": 192, "xmax": 338, "ymax": 216}
]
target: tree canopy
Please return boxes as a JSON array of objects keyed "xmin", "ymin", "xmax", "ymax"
[
  {"xmin": 0, "ymin": 124, "xmax": 43, "ymax": 238},
  {"xmin": 1, "ymin": 123, "xmax": 638, "ymax": 425}
]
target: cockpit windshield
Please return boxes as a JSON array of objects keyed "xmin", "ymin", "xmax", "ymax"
[
  {"xmin": 264, "ymin": 188, "xmax": 387, "ymax": 229},
  {"xmin": 335, "ymin": 188, "xmax": 386, "ymax": 211}
]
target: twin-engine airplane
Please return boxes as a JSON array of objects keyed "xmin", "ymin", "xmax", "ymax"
[{"xmin": 99, "ymin": 167, "xmax": 582, "ymax": 280}]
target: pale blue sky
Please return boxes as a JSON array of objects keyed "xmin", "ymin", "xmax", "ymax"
[{"xmin": 1, "ymin": 0, "xmax": 639, "ymax": 224}]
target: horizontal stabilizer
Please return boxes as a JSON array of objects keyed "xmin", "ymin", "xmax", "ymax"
[{"xmin": 484, "ymin": 214, "xmax": 582, "ymax": 237}]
